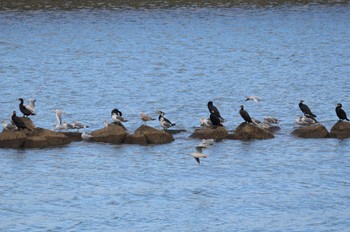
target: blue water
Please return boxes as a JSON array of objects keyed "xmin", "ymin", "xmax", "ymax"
[{"xmin": 1, "ymin": 4, "xmax": 350, "ymax": 231}]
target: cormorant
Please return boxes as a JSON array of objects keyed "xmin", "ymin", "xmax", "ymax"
[
  {"xmin": 207, "ymin": 101, "xmax": 224, "ymax": 122},
  {"xmin": 209, "ymin": 112, "xmax": 222, "ymax": 127},
  {"xmin": 11, "ymin": 111, "xmax": 31, "ymax": 131},
  {"xmin": 299, "ymin": 100, "xmax": 317, "ymax": 118},
  {"xmin": 336, "ymin": 103, "xmax": 349, "ymax": 122},
  {"xmin": 239, "ymin": 105, "xmax": 253, "ymax": 124},
  {"xmin": 18, "ymin": 98, "xmax": 35, "ymax": 117},
  {"xmin": 157, "ymin": 111, "xmax": 176, "ymax": 130}
]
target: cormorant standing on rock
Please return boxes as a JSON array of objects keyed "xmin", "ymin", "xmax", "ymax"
[
  {"xmin": 299, "ymin": 100, "xmax": 317, "ymax": 118},
  {"xmin": 18, "ymin": 98, "xmax": 35, "ymax": 117},
  {"xmin": 210, "ymin": 112, "xmax": 222, "ymax": 127},
  {"xmin": 11, "ymin": 111, "xmax": 31, "ymax": 131},
  {"xmin": 239, "ymin": 105, "xmax": 253, "ymax": 124},
  {"xmin": 157, "ymin": 111, "xmax": 176, "ymax": 130},
  {"xmin": 336, "ymin": 103, "xmax": 349, "ymax": 122},
  {"xmin": 207, "ymin": 101, "xmax": 224, "ymax": 122}
]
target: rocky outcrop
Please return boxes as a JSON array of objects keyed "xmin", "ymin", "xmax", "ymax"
[
  {"xmin": 21, "ymin": 117, "xmax": 36, "ymax": 130},
  {"xmin": 228, "ymin": 123, "xmax": 274, "ymax": 140},
  {"xmin": 61, "ymin": 132, "xmax": 83, "ymax": 142},
  {"xmin": 189, "ymin": 126, "xmax": 229, "ymax": 140},
  {"xmin": 124, "ymin": 125, "xmax": 174, "ymax": 145},
  {"xmin": 91, "ymin": 124, "xmax": 127, "ymax": 144},
  {"xmin": 329, "ymin": 121, "xmax": 350, "ymax": 138},
  {"xmin": 291, "ymin": 124, "xmax": 329, "ymax": 138},
  {"xmin": 0, "ymin": 127, "xmax": 71, "ymax": 149}
]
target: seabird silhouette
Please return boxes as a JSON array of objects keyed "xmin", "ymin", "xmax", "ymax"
[{"xmin": 335, "ymin": 103, "xmax": 349, "ymax": 122}]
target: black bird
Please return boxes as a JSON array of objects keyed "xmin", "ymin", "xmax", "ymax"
[
  {"xmin": 18, "ymin": 98, "xmax": 35, "ymax": 117},
  {"xmin": 299, "ymin": 100, "xmax": 317, "ymax": 118},
  {"xmin": 210, "ymin": 112, "xmax": 222, "ymax": 127},
  {"xmin": 111, "ymin": 108, "xmax": 122, "ymax": 116},
  {"xmin": 207, "ymin": 101, "xmax": 224, "ymax": 122},
  {"xmin": 11, "ymin": 111, "xmax": 31, "ymax": 131},
  {"xmin": 239, "ymin": 105, "xmax": 253, "ymax": 124},
  {"xmin": 157, "ymin": 111, "xmax": 176, "ymax": 130},
  {"xmin": 336, "ymin": 103, "xmax": 349, "ymax": 122}
]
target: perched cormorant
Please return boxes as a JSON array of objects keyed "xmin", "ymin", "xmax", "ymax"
[
  {"xmin": 335, "ymin": 103, "xmax": 349, "ymax": 122},
  {"xmin": 18, "ymin": 98, "xmax": 35, "ymax": 117},
  {"xmin": 239, "ymin": 105, "xmax": 253, "ymax": 124},
  {"xmin": 207, "ymin": 101, "xmax": 224, "ymax": 122},
  {"xmin": 157, "ymin": 111, "xmax": 176, "ymax": 130},
  {"xmin": 209, "ymin": 112, "xmax": 222, "ymax": 127},
  {"xmin": 11, "ymin": 111, "xmax": 31, "ymax": 131},
  {"xmin": 299, "ymin": 100, "xmax": 317, "ymax": 118}
]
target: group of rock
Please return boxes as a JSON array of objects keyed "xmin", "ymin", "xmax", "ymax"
[{"xmin": 1, "ymin": 97, "xmax": 350, "ymax": 149}]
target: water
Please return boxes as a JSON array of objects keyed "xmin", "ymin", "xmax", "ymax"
[{"xmin": 1, "ymin": 3, "xmax": 350, "ymax": 231}]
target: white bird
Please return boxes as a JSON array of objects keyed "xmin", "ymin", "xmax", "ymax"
[
  {"xmin": 72, "ymin": 121, "xmax": 89, "ymax": 130},
  {"xmin": 55, "ymin": 124, "xmax": 66, "ymax": 130},
  {"xmin": 190, "ymin": 146, "xmax": 208, "ymax": 164},
  {"xmin": 251, "ymin": 118, "xmax": 261, "ymax": 125},
  {"xmin": 81, "ymin": 132, "xmax": 93, "ymax": 140},
  {"xmin": 246, "ymin": 96, "xmax": 261, "ymax": 102},
  {"xmin": 53, "ymin": 109, "xmax": 66, "ymax": 125},
  {"xmin": 198, "ymin": 139, "xmax": 215, "ymax": 148},
  {"xmin": 296, "ymin": 116, "xmax": 317, "ymax": 125},
  {"xmin": 62, "ymin": 121, "xmax": 74, "ymax": 130},
  {"xmin": 157, "ymin": 111, "xmax": 176, "ymax": 130},
  {"xmin": 112, "ymin": 113, "xmax": 128, "ymax": 123},
  {"xmin": 140, "ymin": 112, "xmax": 155, "ymax": 124},
  {"xmin": 200, "ymin": 117, "xmax": 213, "ymax": 127},
  {"xmin": 2, "ymin": 120, "xmax": 16, "ymax": 130},
  {"xmin": 104, "ymin": 120, "xmax": 110, "ymax": 128},
  {"xmin": 25, "ymin": 98, "xmax": 36, "ymax": 114},
  {"xmin": 264, "ymin": 116, "xmax": 279, "ymax": 124}
]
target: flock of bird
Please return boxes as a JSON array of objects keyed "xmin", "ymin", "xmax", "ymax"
[{"xmin": 2, "ymin": 97, "xmax": 350, "ymax": 164}]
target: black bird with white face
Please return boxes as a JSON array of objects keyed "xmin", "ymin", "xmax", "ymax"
[
  {"xmin": 239, "ymin": 105, "xmax": 253, "ymax": 124},
  {"xmin": 11, "ymin": 111, "xmax": 31, "ymax": 131},
  {"xmin": 157, "ymin": 111, "xmax": 176, "ymax": 130},
  {"xmin": 336, "ymin": 103, "xmax": 349, "ymax": 122},
  {"xmin": 299, "ymin": 100, "xmax": 317, "ymax": 118},
  {"xmin": 18, "ymin": 98, "xmax": 35, "ymax": 117},
  {"xmin": 207, "ymin": 101, "xmax": 224, "ymax": 122}
]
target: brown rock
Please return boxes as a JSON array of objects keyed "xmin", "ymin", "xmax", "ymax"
[
  {"xmin": 189, "ymin": 126, "xmax": 229, "ymax": 140},
  {"xmin": 230, "ymin": 123, "xmax": 274, "ymax": 140},
  {"xmin": 131, "ymin": 125, "xmax": 174, "ymax": 144},
  {"xmin": 291, "ymin": 124, "xmax": 329, "ymax": 138},
  {"xmin": 330, "ymin": 121, "xmax": 350, "ymax": 138},
  {"xmin": 21, "ymin": 117, "xmax": 36, "ymax": 130},
  {"xmin": 91, "ymin": 124, "xmax": 127, "ymax": 144},
  {"xmin": 61, "ymin": 132, "xmax": 83, "ymax": 142},
  {"xmin": 124, "ymin": 134, "xmax": 148, "ymax": 145},
  {"xmin": 0, "ymin": 130, "xmax": 28, "ymax": 148}
]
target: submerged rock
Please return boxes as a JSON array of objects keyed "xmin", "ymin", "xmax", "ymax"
[
  {"xmin": 61, "ymin": 132, "xmax": 83, "ymax": 142},
  {"xmin": 330, "ymin": 121, "xmax": 350, "ymax": 138},
  {"xmin": 189, "ymin": 126, "xmax": 229, "ymax": 140},
  {"xmin": 291, "ymin": 124, "xmax": 329, "ymax": 138},
  {"xmin": 124, "ymin": 125, "xmax": 174, "ymax": 145},
  {"xmin": 0, "ymin": 127, "xmax": 71, "ymax": 149},
  {"xmin": 91, "ymin": 124, "xmax": 127, "ymax": 144},
  {"xmin": 228, "ymin": 123, "xmax": 274, "ymax": 140}
]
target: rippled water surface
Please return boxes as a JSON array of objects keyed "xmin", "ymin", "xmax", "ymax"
[{"xmin": 1, "ymin": 3, "xmax": 350, "ymax": 231}]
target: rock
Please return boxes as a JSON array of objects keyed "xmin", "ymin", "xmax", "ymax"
[
  {"xmin": 91, "ymin": 124, "xmax": 127, "ymax": 144},
  {"xmin": 189, "ymin": 126, "xmax": 229, "ymax": 140},
  {"xmin": 229, "ymin": 123, "xmax": 274, "ymax": 140},
  {"xmin": 124, "ymin": 125, "xmax": 174, "ymax": 145},
  {"xmin": 0, "ymin": 127, "xmax": 71, "ymax": 149},
  {"xmin": 291, "ymin": 124, "xmax": 329, "ymax": 138},
  {"xmin": 20, "ymin": 117, "xmax": 36, "ymax": 130},
  {"xmin": 330, "ymin": 121, "xmax": 350, "ymax": 138},
  {"xmin": 61, "ymin": 132, "xmax": 83, "ymax": 142}
]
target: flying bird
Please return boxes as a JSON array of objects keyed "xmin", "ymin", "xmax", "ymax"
[
  {"xmin": 190, "ymin": 146, "xmax": 208, "ymax": 164},
  {"xmin": 245, "ymin": 96, "xmax": 261, "ymax": 102}
]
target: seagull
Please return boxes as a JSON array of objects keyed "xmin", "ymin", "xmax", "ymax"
[
  {"xmin": 25, "ymin": 98, "xmax": 36, "ymax": 115},
  {"xmin": 17, "ymin": 98, "xmax": 35, "ymax": 117},
  {"xmin": 190, "ymin": 146, "xmax": 208, "ymax": 164},
  {"xmin": 198, "ymin": 139, "xmax": 215, "ymax": 148},
  {"xmin": 157, "ymin": 111, "xmax": 176, "ymax": 130},
  {"xmin": 200, "ymin": 117, "xmax": 213, "ymax": 127},
  {"xmin": 295, "ymin": 116, "xmax": 317, "ymax": 125},
  {"xmin": 239, "ymin": 105, "xmax": 253, "ymax": 124},
  {"xmin": 11, "ymin": 111, "xmax": 31, "ymax": 131},
  {"xmin": 112, "ymin": 112, "xmax": 128, "ymax": 123},
  {"xmin": 140, "ymin": 112, "xmax": 155, "ymax": 124},
  {"xmin": 81, "ymin": 132, "xmax": 93, "ymax": 140},
  {"xmin": 62, "ymin": 121, "xmax": 74, "ymax": 130},
  {"xmin": 207, "ymin": 101, "xmax": 224, "ymax": 122},
  {"xmin": 72, "ymin": 121, "xmax": 89, "ymax": 130},
  {"xmin": 335, "ymin": 103, "xmax": 349, "ymax": 122},
  {"xmin": 263, "ymin": 116, "xmax": 279, "ymax": 124},
  {"xmin": 2, "ymin": 120, "xmax": 16, "ymax": 130},
  {"xmin": 251, "ymin": 118, "xmax": 262, "ymax": 125},
  {"xmin": 299, "ymin": 100, "xmax": 317, "ymax": 118},
  {"xmin": 104, "ymin": 120, "xmax": 110, "ymax": 128},
  {"xmin": 246, "ymin": 96, "xmax": 261, "ymax": 102},
  {"xmin": 53, "ymin": 109, "xmax": 66, "ymax": 125}
]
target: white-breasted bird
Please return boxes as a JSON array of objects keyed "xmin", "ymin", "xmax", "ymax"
[
  {"xmin": 157, "ymin": 111, "xmax": 176, "ymax": 130},
  {"xmin": 190, "ymin": 146, "xmax": 208, "ymax": 164},
  {"xmin": 140, "ymin": 112, "xmax": 155, "ymax": 124}
]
